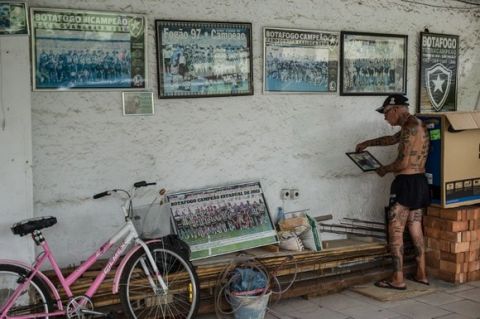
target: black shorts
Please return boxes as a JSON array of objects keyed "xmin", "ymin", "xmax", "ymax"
[{"xmin": 389, "ymin": 174, "xmax": 431, "ymax": 210}]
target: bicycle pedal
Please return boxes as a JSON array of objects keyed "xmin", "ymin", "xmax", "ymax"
[
  {"xmin": 105, "ymin": 312, "xmax": 118, "ymax": 319},
  {"xmin": 80, "ymin": 309, "xmax": 111, "ymax": 318}
]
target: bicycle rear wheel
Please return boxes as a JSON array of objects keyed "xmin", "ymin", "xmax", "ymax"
[
  {"xmin": 0, "ymin": 264, "xmax": 53, "ymax": 318},
  {"xmin": 119, "ymin": 242, "xmax": 199, "ymax": 319}
]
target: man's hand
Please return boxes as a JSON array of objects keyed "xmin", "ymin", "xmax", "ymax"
[
  {"xmin": 375, "ymin": 166, "xmax": 388, "ymax": 177},
  {"xmin": 355, "ymin": 142, "xmax": 368, "ymax": 153}
]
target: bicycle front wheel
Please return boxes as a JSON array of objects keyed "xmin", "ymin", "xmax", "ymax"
[
  {"xmin": 119, "ymin": 242, "xmax": 199, "ymax": 319},
  {"xmin": 0, "ymin": 264, "xmax": 53, "ymax": 318}
]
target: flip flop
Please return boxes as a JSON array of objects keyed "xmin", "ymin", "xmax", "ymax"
[
  {"xmin": 374, "ymin": 280, "xmax": 407, "ymax": 290},
  {"xmin": 407, "ymin": 274, "xmax": 430, "ymax": 286}
]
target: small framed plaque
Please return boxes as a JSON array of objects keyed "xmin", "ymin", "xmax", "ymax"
[
  {"xmin": 0, "ymin": 2, "xmax": 28, "ymax": 35},
  {"xmin": 122, "ymin": 91, "xmax": 154, "ymax": 116},
  {"xmin": 346, "ymin": 151, "xmax": 382, "ymax": 172}
]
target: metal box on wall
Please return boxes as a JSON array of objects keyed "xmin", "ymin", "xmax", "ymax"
[{"xmin": 418, "ymin": 112, "xmax": 480, "ymax": 208}]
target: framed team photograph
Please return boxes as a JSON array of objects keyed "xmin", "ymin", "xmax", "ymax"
[
  {"xmin": 122, "ymin": 91, "xmax": 154, "ymax": 116},
  {"xmin": 30, "ymin": 8, "xmax": 147, "ymax": 90},
  {"xmin": 346, "ymin": 151, "xmax": 382, "ymax": 172},
  {"xmin": 340, "ymin": 31, "xmax": 407, "ymax": 96},
  {"xmin": 418, "ymin": 32, "xmax": 458, "ymax": 113},
  {"xmin": 166, "ymin": 181, "xmax": 278, "ymax": 260},
  {"xmin": 155, "ymin": 20, "xmax": 253, "ymax": 98},
  {"xmin": 0, "ymin": 2, "xmax": 28, "ymax": 35},
  {"xmin": 263, "ymin": 27, "xmax": 339, "ymax": 94}
]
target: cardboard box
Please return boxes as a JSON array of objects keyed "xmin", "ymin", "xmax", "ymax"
[{"xmin": 418, "ymin": 112, "xmax": 480, "ymax": 208}]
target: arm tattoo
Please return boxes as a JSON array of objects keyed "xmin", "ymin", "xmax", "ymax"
[{"xmin": 366, "ymin": 131, "xmax": 401, "ymax": 147}]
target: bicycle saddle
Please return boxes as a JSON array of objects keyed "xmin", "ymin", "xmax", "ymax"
[{"xmin": 11, "ymin": 216, "xmax": 57, "ymax": 236}]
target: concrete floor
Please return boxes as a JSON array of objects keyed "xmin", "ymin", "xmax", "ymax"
[{"xmin": 198, "ymin": 279, "xmax": 480, "ymax": 319}]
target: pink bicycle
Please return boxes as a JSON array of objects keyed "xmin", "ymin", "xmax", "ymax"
[{"xmin": 0, "ymin": 181, "xmax": 199, "ymax": 319}]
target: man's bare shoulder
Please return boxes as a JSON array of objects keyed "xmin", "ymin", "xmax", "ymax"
[{"xmin": 402, "ymin": 115, "xmax": 421, "ymax": 133}]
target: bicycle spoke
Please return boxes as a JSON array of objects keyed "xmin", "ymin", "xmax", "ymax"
[{"xmin": 120, "ymin": 244, "xmax": 199, "ymax": 318}]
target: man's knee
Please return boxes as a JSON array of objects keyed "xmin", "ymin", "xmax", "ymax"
[
  {"xmin": 407, "ymin": 208, "xmax": 424, "ymax": 226},
  {"xmin": 388, "ymin": 203, "xmax": 409, "ymax": 223},
  {"xmin": 413, "ymin": 242, "xmax": 425, "ymax": 257},
  {"xmin": 390, "ymin": 243, "xmax": 404, "ymax": 256}
]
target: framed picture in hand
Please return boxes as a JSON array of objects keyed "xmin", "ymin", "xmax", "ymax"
[
  {"xmin": 340, "ymin": 31, "xmax": 407, "ymax": 96},
  {"xmin": 346, "ymin": 151, "xmax": 382, "ymax": 172}
]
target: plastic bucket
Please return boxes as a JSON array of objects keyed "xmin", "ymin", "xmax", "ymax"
[{"xmin": 230, "ymin": 291, "xmax": 271, "ymax": 319}]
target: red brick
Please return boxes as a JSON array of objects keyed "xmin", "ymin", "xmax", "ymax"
[
  {"xmin": 450, "ymin": 242, "xmax": 470, "ymax": 253},
  {"xmin": 468, "ymin": 261, "xmax": 480, "ymax": 272},
  {"xmin": 440, "ymin": 231, "xmax": 462, "ymax": 243},
  {"xmin": 425, "ymin": 227, "xmax": 441, "ymax": 239},
  {"xmin": 466, "ymin": 250, "xmax": 479, "ymax": 262},
  {"xmin": 438, "ymin": 270, "xmax": 467, "ymax": 284},
  {"xmin": 467, "ymin": 270, "xmax": 480, "ymax": 281},
  {"xmin": 469, "ymin": 241, "xmax": 480, "ymax": 251},
  {"xmin": 441, "ymin": 251, "xmax": 465, "ymax": 263},
  {"xmin": 440, "ymin": 260, "xmax": 468, "ymax": 273},
  {"xmin": 440, "ymin": 208, "xmax": 464, "ymax": 221},
  {"xmin": 427, "ymin": 206, "xmax": 441, "ymax": 217}
]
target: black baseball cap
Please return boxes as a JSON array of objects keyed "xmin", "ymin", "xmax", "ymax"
[{"xmin": 376, "ymin": 94, "xmax": 409, "ymax": 113}]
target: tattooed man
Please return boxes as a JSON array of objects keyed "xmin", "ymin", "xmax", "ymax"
[{"xmin": 356, "ymin": 94, "xmax": 430, "ymax": 290}]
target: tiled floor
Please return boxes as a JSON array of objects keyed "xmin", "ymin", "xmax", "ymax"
[{"xmin": 198, "ymin": 279, "xmax": 480, "ymax": 319}]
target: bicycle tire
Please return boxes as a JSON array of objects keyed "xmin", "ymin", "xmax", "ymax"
[
  {"xmin": 119, "ymin": 241, "xmax": 200, "ymax": 319},
  {"xmin": 0, "ymin": 263, "xmax": 53, "ymax": 318}
]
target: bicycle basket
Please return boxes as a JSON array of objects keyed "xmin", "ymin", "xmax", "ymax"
[{"xmin": 132, "ymin": 203, "xmax": 171, "ymax": 239}]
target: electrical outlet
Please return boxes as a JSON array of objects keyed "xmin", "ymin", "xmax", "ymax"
[
  {"xmin": 291, "ymin": 189, "xmax": 300, "ymax": 200},
  {"xmin": 281, "ymin": 189, "xmax": 291, "ymax": 200}
]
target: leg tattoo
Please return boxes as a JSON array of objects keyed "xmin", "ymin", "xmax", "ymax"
[{"xmin": 388, "ymin": 203, "xmax": 409, "ymax": 275}]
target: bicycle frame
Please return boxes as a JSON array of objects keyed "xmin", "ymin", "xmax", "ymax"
[{"xmin": 1, "ymin": 220, "xmax": 167, "ymax": 319}]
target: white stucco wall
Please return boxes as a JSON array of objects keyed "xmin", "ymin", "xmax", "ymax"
[
  {"xmin": 0, "ymin": 36, "xmax": 34, "ymax": 261},
  {"xmin": 1, "ymin": 0, "xmax": 478, "ymax": 266}
]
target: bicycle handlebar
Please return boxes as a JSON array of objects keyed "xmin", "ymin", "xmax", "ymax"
[
  {"xmin": 92, "ymin": 181, "xmax": 157, "ymax": 200},
  {"xmin": 133, "ymin": 180, "xmax": 157, "ymax": 188},
  {"xmin": 93, "ymin": 191, "xmax": 111, "ymax": 199}
]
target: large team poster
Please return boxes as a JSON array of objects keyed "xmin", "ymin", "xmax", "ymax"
[
  {"xmin": 30, "ymin": 8, "xmax": 146, "ymax": 90},
  {"xmin": 418, "ymin": 32, "xmax": 458, "ymax": 113},
  {"xmin": 167, "ymin": 182, "xmax": 278, "ymax": 260}
]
